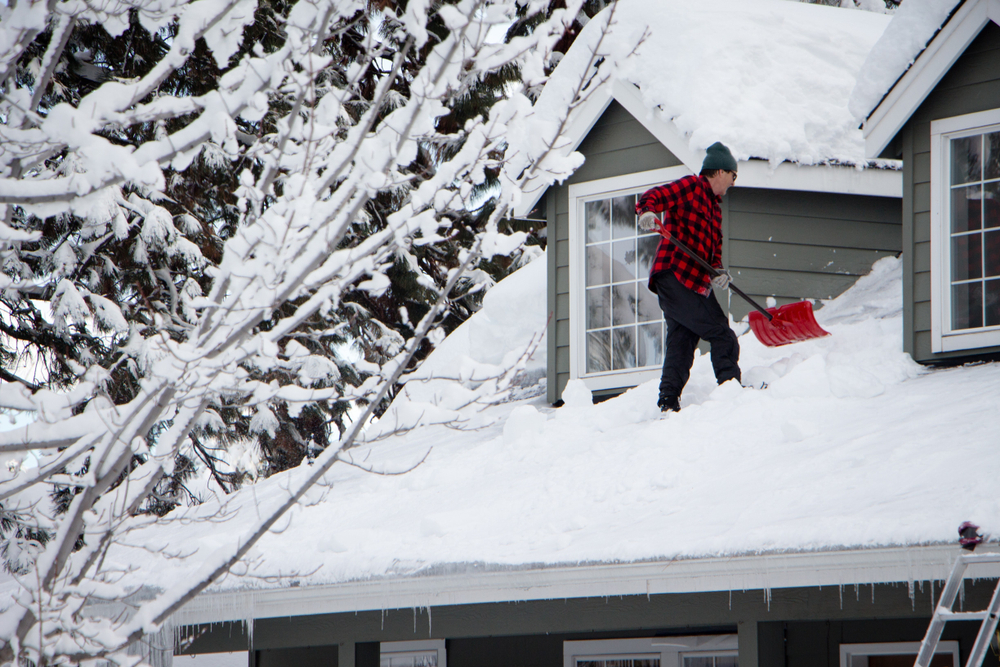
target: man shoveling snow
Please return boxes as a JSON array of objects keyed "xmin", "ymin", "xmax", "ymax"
[{"xmin": 636, "ymin": 142, "xmax": 742, "ymax": 413}]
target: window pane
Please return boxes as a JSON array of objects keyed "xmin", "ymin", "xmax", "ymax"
[
  {"xmin": 953, "ymin": 282, "xmax": 983, "ymax": 330},
  {"xmin": 986, "ymin": 230, "xmax": 1000, "ymax": 277},
  {"xmin": 637, "ymin": 284, "xmax": 660, "ymax": 323},
  {"xmin": 587, "ymin": 286, "xmax": 611, "ymax": 329},
  {"xmin": 587, "ymin": 244, "xmax": 611, "ymax": 287},
  {"xmin": 952, "ymin": 185, "xmax": 982, "ymax": 233},
  {"xmin": 586, "ymin": 200, "xmax": 611, "ymax": 243},
  {"xmin": 716, "ymin": 658, "xmax": 738, "ymax": 667},
  {"xmin": 611, "ymin": 194, "xmax": 637, "ymax": 239},
  {"xmin": 987, "ymin": 279, "xmax": 1000, "ymax": 327},
  {"xmin": 637, "ymin": 322, "xmax": 663, "ymax": 367},
  {"xmin": 986, "ymin": 131, "xmax": 1000, "ymax": 181},
  {"xmin": 612, "ymin": 282, "xmax": 637, "ymax": 325},
  {"xmin": 637, "ymin": 234, "xmax": 660, "ymax": 277},
  {"xmin": 612, "ymin": 326, "xmax": 637, "ymax": 370},
  {"xmin": 683, "ymin": 658, "xmax": 714, "ymax": 667},
  {"xmin": 952, "ymin": 135, "xmax": 982, "ymax": 185},
  {"xmin": 586, "ymin": 330, "xmax": 611, "ymax": 373},
  {"xmin": 985, "ymin": 181, "xmax": 1000, "ymax": 228},
  {"xmin": 951, "ymin": 233, "xmax": 982, "ymax": 281},
  {"xmin": 612, "ymin": 238, "xmax": 638, "ymax": 283}
]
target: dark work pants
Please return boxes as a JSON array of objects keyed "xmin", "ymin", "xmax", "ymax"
[{"xmin": 651, "ymin": 270, "xmax": 741, "ymax": 399}]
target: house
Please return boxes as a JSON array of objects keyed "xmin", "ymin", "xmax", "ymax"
[
  {"xmin": 160, "ymin": 248, "xmax": 1000, "ymax": 667},
  {"xmin": 851, "ymin": 0, "xmax": 1000, "ymax": 363},
  {"xmin": 514, "ymin": 0, "xmax": 905, "ymax": 404},
  {"xmin": 140, "ymin": 3, "xmax": 1000, "ymax": 667}
]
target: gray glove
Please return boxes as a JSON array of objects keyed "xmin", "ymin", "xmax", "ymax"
[
  {"xmin": 637, "ymin": 211, "xmax": 659, "ymax": 232},
  {"xmin": 711, "ymin": 270, "xmax": 731, "ymax": 291}
]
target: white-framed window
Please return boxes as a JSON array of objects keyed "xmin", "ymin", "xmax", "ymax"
[
  {"xmin": 839, "ymin": 641, "xmax": 959, "ymax": 667},
  {"xmin": 564, "ymin": 634, "xmax": 738, "ymax": 667},
  {"xmin": 380, "ymin": 640, "xmax": 446, "ymax": 667},
  {"xmin": 568, "ymin": 166, "xmax": 692, "ymax": 391},
  {"xmin": 930, "ymin": 108, "xmax": 1000, "ymax": 353}
]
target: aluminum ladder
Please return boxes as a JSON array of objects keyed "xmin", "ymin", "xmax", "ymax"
[{"xmin": 915, "ymin": 552, "xmax": 1000, "ymax": 667}]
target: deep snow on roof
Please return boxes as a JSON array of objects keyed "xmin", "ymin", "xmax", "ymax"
[
  {"xmin": 536, "ymin": 0, "xmax": 892, "ymax": 167},
  {"xmin": 849, "ymin": 0, "xmax": 962, "ymax": 122},
  {"xmin": 93, "ymin": 254, "xmax": 1000, "ymax": 595}
]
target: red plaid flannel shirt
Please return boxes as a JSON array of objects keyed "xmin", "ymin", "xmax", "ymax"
[{"xmin": 636, "ymin": 174, "xmax": 723, "ymax": 297}]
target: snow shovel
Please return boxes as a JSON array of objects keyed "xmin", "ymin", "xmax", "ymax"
[{"xmin": 658, "ymin": 229, "xmax": 830, "ymax": 347}]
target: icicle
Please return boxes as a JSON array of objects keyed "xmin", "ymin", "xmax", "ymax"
[
  {"xmin": 729, "ymin": 589, "xmax": 732, "ymax": 611},
  {"xmin": 382, "ymin": 607, "xmax": 386, "ymax": 631},
  {"xmin": 960, "ymin": 580, "xmax": 965, "ymax": 611},
  {"xmin": 244, "ymin": 590, "xmax": 257, "ymax": 651},
  {"xmin": 930, "ymin": 580, "xmax": 936, "ymax": 612},
  {"xmin": 763, "ymin": 586, "xmax": 771, "ymax": 611},
  {"xmin": 839, "ymin": 584, "xmax": 843, "ymax": 610},
  {"xmin": 413, "ymin": 607, "xmax": 417, "ymax": 633},
  {"xmin": 427, "ymin": 606, "xmax": 432, "ymax": 638},
  {"xmin": 854, "ymin": 583, "xmax": 859, "ymax": 601},
  {"xmin": 908, "ymin": 579, "xmax": 915, "ymax": 610},
  {"xmin": 871, "ymin": 583, "xmax": 875, "ymax": 604}
]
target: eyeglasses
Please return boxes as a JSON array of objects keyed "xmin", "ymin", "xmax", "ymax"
[{"xmin": 726, "ymin": 170, "xmax": 737, "ymax": 181}]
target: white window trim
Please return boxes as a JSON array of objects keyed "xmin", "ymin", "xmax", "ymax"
[
  {"xmin": 564, "ymin": 635, "xmax": 738, "ymax": 667},
  {"xmin": 839, "ymin": 640, "xmax": 959, "ymax": 667},
  {"xmin": 568, "ymin": 165, "xmax": 692, "ymax": 392},
  {"xmin": 929, "ymin": 107, "xmax": 1000, "ymax": 353},
  {"xmin": 380, "ymin": 640, "xmax": 446, "ymax": 667}
]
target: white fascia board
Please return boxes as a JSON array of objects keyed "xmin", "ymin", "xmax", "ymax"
[
  {"xmin": 863, "ymin": 0, "xmax": 993, "ymax": 158},
  {"xmin": 172, "ymin": 544, "xmax": 996, "ymax": 626},
  {"xmin": 512, "ymin": 84, "xmax": 614, "ymax": 219},
  {"xmin": 737, "ymin": 161, "xmax": 901, "ymax": 198}
]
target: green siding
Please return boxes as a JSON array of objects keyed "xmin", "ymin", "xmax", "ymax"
[
  {"xmin": 900, "ymin": 19, "xmax": 1000, "ymax": 362},
  {"xmin": 182, "ymin": 582, "xmax": 999, "ymax": 667},
  {"xmin": 725, "ymin": 188, "xmax": 901, "ymax": 322}
]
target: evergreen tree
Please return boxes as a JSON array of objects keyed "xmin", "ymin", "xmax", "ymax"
[{"xmin": 0, "ymin": 0, "xmax": 597, "ymax": 514}]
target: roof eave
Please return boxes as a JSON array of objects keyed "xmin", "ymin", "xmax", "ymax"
[
  {"xmin": 173, "ymin": 543, "xmax": 994, "ymax": 626},
  {"xmin": 862, "ymin": 0, "xmax": 994, "ymax": 159},
  {"xmin": 516, "ymin": 76, "xmax": 901, "ymax": 221}
]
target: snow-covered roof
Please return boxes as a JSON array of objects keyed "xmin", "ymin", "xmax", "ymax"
[
  {"xmin": 85, "ymin": 253, "xmax": 1000, "ymax": 625},
  {"xmin": 852, "ymin": 0, "xmax": 1000, "ymax": 157},
  {"xmin": 515, "ymin": 0, "xmax": 897, "ymax": 216},
  {"xmin": 849, "ymin": 0, "xmax": 962, "ymax": 123},
  {"xmin": 538, "ymin": 0, "xmax": 891, "ymax": 167}
]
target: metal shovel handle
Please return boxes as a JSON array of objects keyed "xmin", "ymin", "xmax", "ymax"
[{"xmin": 657, "ymin": 228, "xmax": 774, "ymax": 322}]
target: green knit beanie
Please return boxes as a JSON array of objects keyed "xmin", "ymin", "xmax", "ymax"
[{"xmin": 701, "ymin": 142, "xmax": 738, "ymax": 172}]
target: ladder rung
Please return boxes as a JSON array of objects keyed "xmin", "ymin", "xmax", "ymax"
[
  {"xmin": 960, "ymin": 553, "xmax": 1000, "ymax": 564},
  {"xmin": 938, "ymin": 610, "xmax": 994, "ymax": 621}
]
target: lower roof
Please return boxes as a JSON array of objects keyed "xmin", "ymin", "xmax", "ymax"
[{"xmin": 174, "ymin": 544, "xmax": 1000, "ymax": 625}]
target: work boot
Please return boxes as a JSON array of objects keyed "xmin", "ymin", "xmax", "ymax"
[{"xmin": 657, "ymin": 395, "xmax": 680, "ymax": 413}]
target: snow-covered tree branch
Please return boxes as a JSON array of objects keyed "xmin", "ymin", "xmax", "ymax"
[{"xmin": 0, "ymin": 0, "xmax": 627, "ymax": 663}]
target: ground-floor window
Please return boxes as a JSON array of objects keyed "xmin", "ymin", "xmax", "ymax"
[
  {"xmin": 839, "ymin": 641, "xmax": 959, "ymax": 667},
  {"xmin": 564, "ymin": 635, "xmax": 738, "ymax": 667},
  {"xmin": 380, "ymin": 640, "xmax": 446, "ymax": 667}
]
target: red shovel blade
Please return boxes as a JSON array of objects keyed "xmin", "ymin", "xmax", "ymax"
[{"xmin": 747, "ymin": 301, "xmax": 830, "ymax": 347}]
